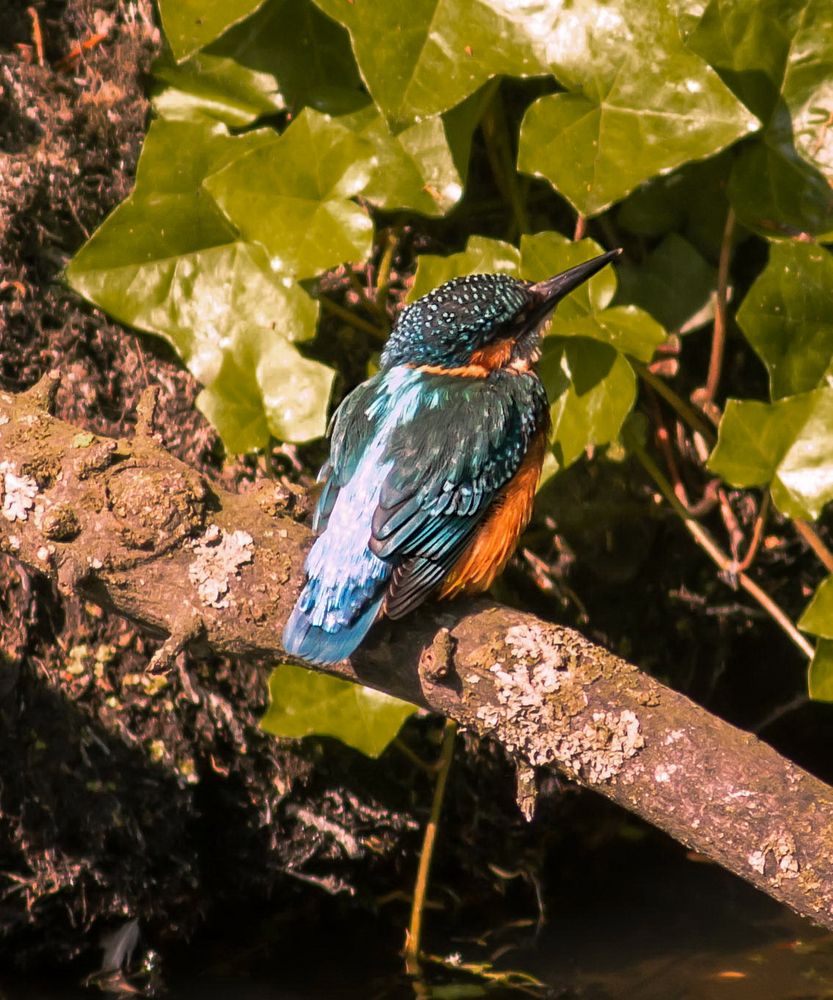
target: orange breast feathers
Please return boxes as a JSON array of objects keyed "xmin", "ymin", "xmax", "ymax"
[{"xmin": 438, "ymin": 425, "xmax": 548, "ymax": 599}]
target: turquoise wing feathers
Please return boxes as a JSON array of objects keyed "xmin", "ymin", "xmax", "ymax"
[{"xmin": 282, "ymin": 367, "xmax": 546, "ymax": 664}]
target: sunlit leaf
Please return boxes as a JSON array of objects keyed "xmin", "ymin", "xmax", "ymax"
[
  {"xmin": 339, "ymin": 104, "xmax": 465, "ymax": 216},
  {"xmin": 311, "ymin": 0, "xmax": 550, "ymax": 129},
  {"xmin": 736, "ymin": 243, "xmax": 833, "ymax": 399},
  {"xmin": 261, "ymin": 664, "xmax": 417, "ymax": 757},
  {"xmin": 517, "ymin": 0, "xmax": 758, "ymax": 216},
  {"xmin": 153, "ymin": 0, "xmax": 365, "ymax": 126},
  {"xmin": 799, "ymin": 575, "xmax": 833, "ymax": 639},
  {"xmin": 808, "ymin": 639, "xmax": 833, "ymax": 702},
  {"xmin": 204, "ymin": 109, "xmax": 375, "ymax": 279},
  {"xmin": 540, "ymin": 338, "xmax": 637, "ymax": 472},
  {"xmin": 198, "ymin": 325, "xmax": 335, "ymax": 452},
  {"xmin": 688, "ymin": 0, "xmax": 833, "ymax": 239},
  {"xmin": 615, "ymin": 234, "xmax": 716, "ymax": 332},
  {"xmin": 707, "ymin": 388, "xmax": 833, "ymax": 520},
  {"xmin": 66, "ymin": 119, "xmax": 332, "ymax": 449},
  {"xmin": 559, "ymin": 307, "xmax": 665, "ymax": 362},
  {"xmin": 158, "ymin": 0, "xmax": 268, "ymax": 62}
]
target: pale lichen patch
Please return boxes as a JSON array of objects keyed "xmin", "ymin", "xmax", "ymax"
[
  {"xmin": 473, "ymin": 624, "xmax": 644, "ymax": 783},
  {"xmin": 188, "ymin": 524, "xmax": 254, "ymax": 609},
  {"xmin": 655, "ymin": 763, "xmax": 678, "ymax": 783},
  {"xmin": 557, "ymin": 711, "xmax": 644, "ymax": 783},
  {"xmin": 748, "ymin": 831, "xmax": 800, "ymax": 881},
  {"xmin": 515, "ymin": 762, "xmax": 537, "ymax": 822},
  {"xmin": 0, "ymin": 461, "xmax": 38, "ymax": 522}
]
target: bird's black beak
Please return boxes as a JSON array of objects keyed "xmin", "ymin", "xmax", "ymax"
[{"xmin": 529, "ymin": 248, "xmax": 623, "ymax": 309}]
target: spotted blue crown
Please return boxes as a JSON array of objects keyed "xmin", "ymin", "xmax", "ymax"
[{"xmin": 380, "ymin": 274, "xmax": 531, "ymax": 370}]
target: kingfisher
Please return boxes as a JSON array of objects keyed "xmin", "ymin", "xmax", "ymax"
[{"xmin": 283, "ymin": 249, "xmax": 622, "ymax": 665}]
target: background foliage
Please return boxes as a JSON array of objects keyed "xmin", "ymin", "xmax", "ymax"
[{"xmin": 68, "ymin": 0, "xmax": 833, "ymax": 750}]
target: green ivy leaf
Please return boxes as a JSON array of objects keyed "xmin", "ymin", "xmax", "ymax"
[
  {"xmin": 728, "ymin": 145, "xmax": 833, "ymax": 241},
  {"xmin": 737, "ymin": 243, "xmax": 833, "ymax": 399},
  {"xmin": 616, "ymin": 153, "xmax": 734, "ymax": 261},
  {"xmin": 707, "ymin": 388, "xmax": 833, "ymax": 520},
  {"xmin": 338, "ymin": 104, "xmax": 465, "ymax": 216},
  {"xmin": 310, "ymin": 0, "xmax": 549, "ymax": 129},
  {"xmin": 688, "ymin": 0, "xmax": 833, "ymax": 239},
  {"xmin": 615, "ymin": 234, "xmax": 716, "ymax": 333},
  {"xmin": 204, "ymin": 109, "xmax": 374, "ymax": 279},
  {"xmin": 541, "ymin": 339, "xmax": 637, "ymax": 472},
  {"xmin": 261, "ymin": 664, "xmax": 417, "ymax": 758},
  {"xmin": 197, "ymin": 324, "xmax": 335, "ymax": 452},
  {"xmin": 799, "ymin": 575, "xmax": 833, "ymax": 639},
  {"xmin": 66, "ymin": 119, "xmax": 333, "ymax": 449},
  {"xmin": 517, "ymin": 0, "xmax": 758, "ymax": 216},
  {"xmin": 158, "ymin": 0, "xmax": 268, "ymax": 63},
  {"xmin": 153, "ymin": 0, "xmax": 365, "ymax": 127},
  {"xmin": 808, "ymin": 639, "xmax": 833, "ymax": 702},
  {"xmin": 558, "ymin": 307, "xmax": 666, "ymax": 363}
]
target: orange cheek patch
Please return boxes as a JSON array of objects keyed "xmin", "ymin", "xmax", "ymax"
[
  {"xmin": 470, "ymin": 338, "xmax": 514, "ymax": 370},
  {"xmin": 439, "ymin": 428, "xmax": 548, "ymax": 598}
]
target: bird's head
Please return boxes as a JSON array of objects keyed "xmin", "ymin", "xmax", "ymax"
[{"xmin": 381, "ymin": 249, "xmax": 622, "ymax": 374}]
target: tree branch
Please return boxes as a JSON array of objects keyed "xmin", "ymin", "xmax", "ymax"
[{"xmin": 2, "ymin": 373, "xmax": 833, "ymax": 930}]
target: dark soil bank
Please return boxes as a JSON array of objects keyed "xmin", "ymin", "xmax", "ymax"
[
  {"xmin": 0, "ymin": 3, "xmax": 542, "ymax": 978},
  {"xmin": 0, "ymin": 0, "xmax": 399, "ymax": 972}
]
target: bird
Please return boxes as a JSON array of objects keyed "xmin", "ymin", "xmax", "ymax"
[{"xmin": 283, "ymin": 248, "xmax": 622, "ymax": 665}]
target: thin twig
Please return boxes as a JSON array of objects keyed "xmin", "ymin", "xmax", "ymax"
[
  {"xmin": 56, "ymin": 30, "xmax": 108, "ymax": 71},
  {"xmin": 375, "ymin": 228, "xmax": 398, "ymax": 317},
  {"xmin": 318, "ymin": 296, "xmax": 387, "ymax": 340},
  {"xmin": 703, "ymin": 206, "xmax": 735, "ymax": 403},
  {"xmin": 348, "ymin": 272, "xmax": 380, "ymax": 318},
  {"xmin": 27, "ymin": 7, "xmax": 44, "ymax": 66},
  {"xmin": 794, "ymin": 519, "xmax": 833, "ymax": 574},
  {"xmin": 633, "ymin": 362, "xmax": 716, "ymax": 444},
  {"xmin": 573, "ymin": 213, "xmax": 587, "ymax": 240},
  {"xmin": 646, "ymin": 386, "xmax": 690, "ymax": 509},
  {"xmin": 630, "ymin": 439, "xmax": 815, "ymax": 659},
  {"xmin": 734, "ymin": 492, "xmax": 770, "ymax": 574},
  {"xmin": 405, "ymin": 719, "xmax": 457, "ymax": 976},
  {"xmin": 392, "ymin": 736, "xmax": 435, "ymax": 775}
]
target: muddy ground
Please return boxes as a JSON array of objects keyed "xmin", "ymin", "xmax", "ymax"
[{"xmin": 0, "ymin": 0, "xmax": 550, "ymax": 978}]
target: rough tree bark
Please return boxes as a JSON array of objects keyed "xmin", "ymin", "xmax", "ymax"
[{"xmin": 2, "ymin": 372, "xmax": 832, "ymax": 931}]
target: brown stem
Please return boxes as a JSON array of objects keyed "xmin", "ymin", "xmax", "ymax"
[
  {"xmin": 794, "ymin": 519, "xmax": 833, "ymax": 574},
  {"xmin": 634, "ymin": 362, "xmax": 716, "ymax": 445},
  {"xmin": 631, "ymin": 439, "xmax": 814, "ymax": 659},
  {"xmin": 319, "ymin": 295, "xmax": 386, "ymax": 340},
  {"xmin": 734, "ymin": 493, "xmax": 771, "ymax": 574},
  {"xmin": 573, "ymin": 213, "xmax": 587, "ymax": 240},
  {"xmin": 703, "ymin": 207, "xmax": 735, "ymax": 403},
  {"xmin": 404, "ymin": 719, "xmax": 457, "ymax": 975}
]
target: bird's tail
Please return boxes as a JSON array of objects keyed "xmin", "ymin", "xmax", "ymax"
[{"xmin": 282, "ymin": 591, "xmax": 384, "ymax": 666}]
